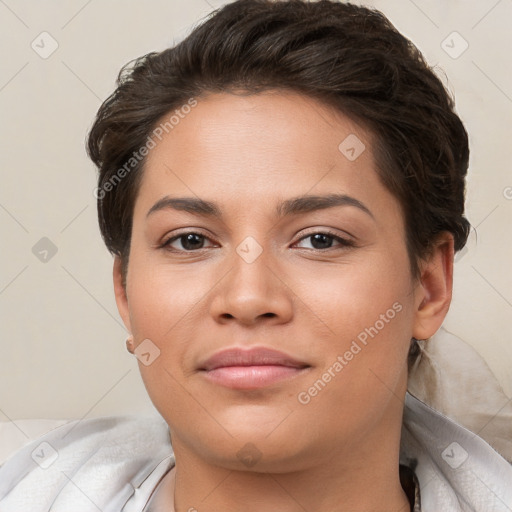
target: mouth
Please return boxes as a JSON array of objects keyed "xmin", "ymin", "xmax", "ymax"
[{"xmin": 198, "ymin": 347, "xmax": 311, "ymax": 390}]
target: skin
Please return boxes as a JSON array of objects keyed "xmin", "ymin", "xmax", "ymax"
[{"xmin": 113, "ymin": 91, "xmax": 454, "ymax": 511}]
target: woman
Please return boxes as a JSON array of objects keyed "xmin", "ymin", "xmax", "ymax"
[{"xmin": 1, "ymin": 1, "xmax": 511, "ymax": 510}]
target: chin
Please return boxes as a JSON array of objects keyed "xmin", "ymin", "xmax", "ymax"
[{"xmin": 202, "ymin": 434, "xmax": 316, "ymax": 474}]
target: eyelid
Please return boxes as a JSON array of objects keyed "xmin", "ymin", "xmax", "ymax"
[{"xmin": 296, "ymin": 227, "xmax": 354, "ymax": 240}]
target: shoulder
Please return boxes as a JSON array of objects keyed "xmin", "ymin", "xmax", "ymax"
[
  {"xmin": 401, "ymin": 392, "xmax": 512, "ymax": 511},
  {"xmin": 0, "ymin": 414, "xmax": 174, "ymax": 511}
]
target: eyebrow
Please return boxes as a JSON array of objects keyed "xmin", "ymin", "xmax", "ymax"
[{"xmin": 146, "ymin": 193, "xmax": 374, "ymax": 220}]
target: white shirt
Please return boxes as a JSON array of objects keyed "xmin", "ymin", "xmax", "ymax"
[{"xmin": 0, "ymin": 393, "xmax": 511, "ymax": 511}]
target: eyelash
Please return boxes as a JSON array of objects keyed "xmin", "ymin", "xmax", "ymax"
[{"xmin": 159, "ymin": 229, "xmax": 355, "ymax": 253}]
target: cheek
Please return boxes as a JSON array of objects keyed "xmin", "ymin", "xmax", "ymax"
[
  {"xmin": 125, "ymin": 256, "xmax": 202, "ymax": 424},
  {"xmin": 301, "ymin": 247, "xmax": 415, "ymax": 394},
  {"xmin": 124, "ymin": 251, "xmax": 210, "ymax": 392},
  {"xmin": 288, "ymin": 263, "xmax": 413, "ymax": 448},
  {"xmin": 300, "ymin": 247, "xmax": 413, "ymax": 340},
  {"xmin": 126, "ymin": 248, "xmax": 206, "ymax": 339}
]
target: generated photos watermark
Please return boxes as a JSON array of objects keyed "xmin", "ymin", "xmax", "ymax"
[
  {"xmin": 297, "ymin": 301, "xmax": 403, "ymax": 404},
  {"xmin": 93, "ymin": 98, "xmax": 198, "ymax": 200}
]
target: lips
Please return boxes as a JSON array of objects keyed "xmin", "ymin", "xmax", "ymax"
[
  {"xmin": 200, "ymin": 347, "xmax": 308, "ymax": 371},
  {"xmin": 199, "ymin": 347, "xmax": 310, "ymax": 390}
]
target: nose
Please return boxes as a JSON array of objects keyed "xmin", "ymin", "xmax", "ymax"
[{"xmin": 209, "ymin": 241, "xmax": 294, "ymax": 327}]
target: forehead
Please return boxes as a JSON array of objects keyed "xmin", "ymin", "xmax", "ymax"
[{"xmin": 134, "ymin": 91, "xmax": 401, "ymax": 225}]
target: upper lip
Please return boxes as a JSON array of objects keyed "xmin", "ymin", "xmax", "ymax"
[{"xmin": 199, "ymin": 347, "xmax": 310, "ymax": 371}]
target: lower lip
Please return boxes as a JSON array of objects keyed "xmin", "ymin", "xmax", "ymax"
[{"xmin": 202, "ymin": 365, "xmax": 307, "ymax": 390}]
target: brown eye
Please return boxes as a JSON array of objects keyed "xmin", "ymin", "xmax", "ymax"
[
  {"xmin": 162, "ymin": 232, "xmax": 214, "ymax": 252},
  {"xmin": 294, "ymin": 231, "xmax": 354, "ymax": 251}
]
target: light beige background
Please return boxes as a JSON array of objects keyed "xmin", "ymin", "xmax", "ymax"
[{"xmin": 0, "ymin": 0, "xmax": 511, "ymax": 425}]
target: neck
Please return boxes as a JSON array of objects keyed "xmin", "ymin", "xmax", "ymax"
[
  {"xmin": 167, "ymin": 412, "xmax": 410, "ymax": 512},
  {"xmin": 171, "ymin": 458, "xmax": 410, "ymax": 512}
]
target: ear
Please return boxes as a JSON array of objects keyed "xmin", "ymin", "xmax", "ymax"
[
  {"xmin": 412, "ymin": 232, "xmax": 454, "ymax": 340},
  {"xmin": 113, "ymin": 256, "xmax": 132, "ymax": 334}
]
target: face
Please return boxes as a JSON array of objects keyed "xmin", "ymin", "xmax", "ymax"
[{"xmin": 114, "ymin": 91, "xmax": 450, "ymax": 472}]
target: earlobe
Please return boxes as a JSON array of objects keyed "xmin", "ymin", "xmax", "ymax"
[
  {"xmin": 412, "ymin": 233, "xmax": 454, "ymax": 340},
  {"xmin": 113, "ymin": 256, "xmax": 132, "ymax": 334}
]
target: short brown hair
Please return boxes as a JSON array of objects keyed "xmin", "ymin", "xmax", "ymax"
[{"xmin": 87, "ymin": 0, "xmax": 470, "ymax": 280}]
